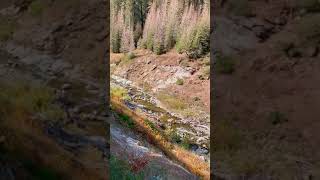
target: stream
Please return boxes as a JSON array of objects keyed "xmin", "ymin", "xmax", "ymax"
[{"xmin": 111, "ymin": 75, "xmax": 210, "ymax": 161}]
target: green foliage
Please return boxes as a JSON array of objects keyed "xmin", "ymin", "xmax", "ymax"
[
  {"xmin": 215, "ymin": 55, "xmax": 235, "ymax": 74},
  {"xmin": 119, "ymin": 114, "xmax": 135, "ymax": 128},
  {"xmin": 168, "ymin": 130, "xmax": 181, "ymax": 143},
  {"xmin": 144, "ymin": 119, "xmax": 158, "ymax": 132},
  {"xmin": 127, "ymin": 52, "xmax": 136, "ymax": 60},
  {"xmin": 180, "ymin": 136, "xmax": 192, "ymax": 150},
  {"xmin": 111, "ymin": 86, "xmax": 130, "ymax": 100},
  {"xmin": 268, "ymin": 111, "xmax": 288, "ymax": 125},
  {"xmin": 146, "ymin": 34, "xmax": 154, "ymax": 51},
  {"xmin": 110, "ymin": 156, "xmax": 144, "ymax": 180},
  {"xmin": 0, "ymin": 82, "xmax": 65, "ymax": 121},
  {"xmin": 183, "ymin": 22, "xmax": 210, "ymax": 58},
  {"xmin": 29, "ymin": 0, "xmax": 45, "ymax": 16},
  {"xmin": 176, "ymin": 78, "xmax": 184, "ymax": 85},
  {"xmin": 111, "ymin": 31, "xmax": 121, "ymax": 53},
  {"xmin": 154, "ymin": 40, "xmax": 165, "ymax": 55},
  {"xmin": 175, "ymin": 5, "xmax": 210, "ymax": 58}
]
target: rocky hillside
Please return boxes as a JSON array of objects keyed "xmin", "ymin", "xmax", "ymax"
[
  {"xmin": 0, "ymin": 0, "xmax": 108, "ymax": 179},
  {"xmin": 213, "ymin": 0, "xmax": 320, "ymax": 179}
]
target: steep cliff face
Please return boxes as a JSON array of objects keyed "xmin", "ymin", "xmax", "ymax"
[{"xmin": 213, "ymin": 0, "xmax": 320, "ymax": 179}]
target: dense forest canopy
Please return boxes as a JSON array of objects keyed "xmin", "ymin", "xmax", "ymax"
[{"xmin": 111, "ymin": 0, "xmax": 210, "ymax": 58}]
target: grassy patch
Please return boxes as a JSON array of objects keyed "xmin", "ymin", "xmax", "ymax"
[
  {"xmin": 111, "ymin": 86, "xmax": 130, "ymax": 100},
  {"xmin": 28, "ymin": 0, "xmax": 46, "ymax": 16},
  {"xmin": 176, "ymin": 78, "xmax": 184, "ymax": 85},
  {"xmin": 157, "ymin": 92, "xmax": 186, "ymax": 111},
  {"xmin": 110, "ymin": 156, "xmax": 144, "ymax": 180},
  {"xmin": 215, "ymin": 55, "xmax": 235, "ymax": 74},
  {"xmin": 0, "ymin": 82, "xmax": 65, "ymax": 123},
  {"xmin": 202, "ymin": 66, "xmax": 210, "ymax": 79},
  {"xmin": 118, "ymin": 113, "xmax": 135, "ymax": 128},
  {"xmin": 144, "ymin": 119, "xmax": 158, "ymax": 132},
  {"xmin": 0, "ymin": 17, "xmax": 15, "ymax": 41}
]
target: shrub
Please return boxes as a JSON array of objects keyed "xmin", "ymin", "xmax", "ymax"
[
  {"xmin": 215, "ymin": 55, "xmax": 235, "ymax": 74},
  {"xmin": 111, "ymin": 86, "xmax": 130, "ymax": 100},
  {"xmin": 168, "ymin": 130, "xmax": 181, "ymax": 143},
  {"xmin": 144, "ymin": 119, "xmax": 158, "ymax": 132},
  {"xmin": 180, "ymin": 136, "xmax": 192, "ymax": 150},
  {"xmin": 268, "ymin": 111, "xmax": 288, "ymax": 125},
  {"xmin": 29, "ymin": 0, "xmax": 45, "ymax": 16},
  {"xmin": 127, "ymin": 52, "xmax": 136, "ymax": 60},
  {"xmin": 0, "ymin": 18, "xmax": 15, "ymax": 41},
  {"xmin": 118, "ymin": 114, "xmax": 135, "ymax": 128},
  {"xmin": 176, "ymin": 78, "xmax": 184, "ymax": 85}
]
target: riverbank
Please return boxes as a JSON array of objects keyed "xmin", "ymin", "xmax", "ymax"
[{"xmin": 111, "ymin": 97, "xmax": 210, "ymax": 179}]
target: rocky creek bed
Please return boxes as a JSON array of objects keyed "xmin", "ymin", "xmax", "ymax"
[{"xmin": 111, "ymin": 75, "xmax": 210, "ymax": 161}]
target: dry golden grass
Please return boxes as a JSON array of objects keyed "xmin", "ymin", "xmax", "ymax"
[
  {"xmin": 110, "ymin": 53, "xmax": 124, "ymax": 64},
  {"xmin": 111, "ymin": 97, "xmax": 210, "ymax": 179}
]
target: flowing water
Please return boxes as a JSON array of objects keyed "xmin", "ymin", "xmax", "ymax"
[{"xmin": 111, "ymin": 75, "xmax": 210, "ymax": 161}]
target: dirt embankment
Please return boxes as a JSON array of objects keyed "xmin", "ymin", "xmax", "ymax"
[
  {"xmin": 111, "ymin": 49, "xmax": 210, "ymax": 113},
  {"xmin": 213, "ymin": 0, "xmax": 320, "ymax": 179}
]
